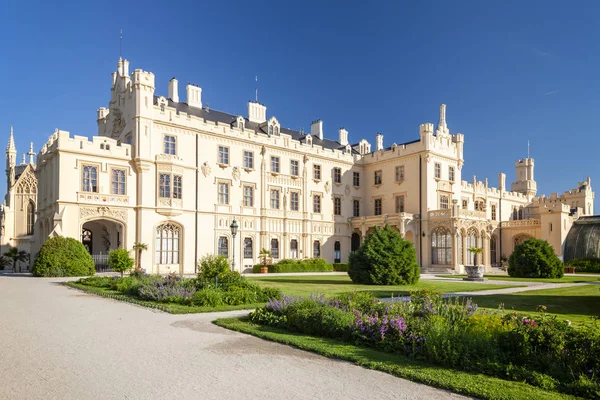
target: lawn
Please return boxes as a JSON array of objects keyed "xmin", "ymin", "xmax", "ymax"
[
  {"xmin": 466, "ymin": 284, "xmax": 600, "ymax": 325},
  {"xmin": 214, "ymin": 317, "xmax": 580, "ymax": 400},
  {"xmin": 246, "ymin": 274, "xmax": 523, "ymax": 298},
  {"xmin": 437, "ymin": 274, "xmax": 600, "ymax": 283}
]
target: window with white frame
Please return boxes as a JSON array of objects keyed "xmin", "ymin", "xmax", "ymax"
[
  {"xmin": 173, "ymin": 175, "xmax": 182, "ymax": 199},
  {"xmin": 243, "ymin": 238, "xmax": 253, "ymax": 258},
  {"xmin": 449, "ymin": 166, "xmax": 455, "ymax": 182},
  {"xmin": 243, "ymin": 185, "xmax": 254, "ymax": 207},
  {"xmin": 313, "ymin": 164, "xmax": 321, "ymax": 180},
  {"xmin": 462, "ymin": 199, "xmax": 468, "ymax": 209},
  {"xmin": 164, "ymin": 135, "xmax": 176, "ymax": 155},
  {"xmin": 491, "ymin": 204, "xmax": 497, "ymax": 220},
  {"xmin": 395, "ymin": 165, "xmax": 405, "ymax": 181},
  {"xmin": 155, "ymin": 222, "xmax": 181, "ymax": 264},
  {"xmin": 270, "ymin": 189, "xmax": 280, "ymax": 209},
  {"xmin": 374, "ymin": 170, "xmax": 382, "ymax": 185},
  {"xmin": 434, "ymin": 163, "xmax": 441, "ymax": 179},
  {"xmin": 218, "ymin": 146, "xmax": 229, "ymax": 165},
  {"xmin": 313, "ymin": 194, "xmax": 321, "ymax": 213},
  {"xmin": 290, "ymin": 160, "xmax": 299, "ymax": 176},
  {"xmin": 374, "ymin": 198, "xmax": 382, "ymax": 215},
  {"xmin": 475, "ymin": 200, "xmax": 485, "ymax": 211},
  {"xmin": 271, "ymin": 156, "xmax": 280, "ymax": 173},
  {"xmin": 431, "ymin": 227, "xmax": 452, "ymax": 265},
  {"xmin": 313, "ymin": 240, "xmax": 321, "ymax": 258},
  {"xmin": 440, "ymin": 195, "xmax": 449, "ymax": 209},
  {"xmin": 334, "ymin": 197, "xmax": 342, "ymax": 215},
  {"xmin": 218, "ymin": 236, "xmax": 228, "ymax": 256},
  {"xmin": 82, "ymin": 165, "xmax": 98, "ymax": 192},
  {"xmin": 218, "ymin": 182, "xmax": 229, "ymax": 204},
  {"xmin": 333, "ymin": 167, "xmax": 342, "ymax": 184},
  {"xmin": 395, "ymin": 195, "xmax": 405, "ymax": 213},
  {"xmin": 353, "ymin": 200, "xmax": 360, "ymax": 217},
  {"xmin": 243, "ymin": 151, "xmax": 254, "ymax": 169},
  {"xmin": 290, "ymin": 191, "xmax": 299, "ymax": 211},
  {"xmin": 271, "ymin": 238, "xmax": 279, "ymax": 259},
  {"xmin": 353, "ymin": 172, "xmax": 360, "ymax": 187},
  {"xmin": 111, "ymin": 169, "xmax": 126, "ymax": 195},
  {"xmin": 158, "ymin": 174, "xmax": 172, "ymax": 198}
]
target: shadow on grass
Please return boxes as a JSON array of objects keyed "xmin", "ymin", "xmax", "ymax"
[{"xmin": 468, "ymin": 294, "xmax": 600, "ymax": 319}]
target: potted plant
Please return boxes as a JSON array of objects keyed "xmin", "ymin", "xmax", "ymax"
[
  {"xmin": 465, "ymin": 247, "xmax": 485, "ymax": 280},
  {"xmin": 259, "ymin": 248, "xmax": 271, "ymax": 274}
]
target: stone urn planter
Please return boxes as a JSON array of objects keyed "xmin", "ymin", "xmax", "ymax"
[{"xmin": 464, "ymin": 265, "xmax": 486, "ymax": 280}]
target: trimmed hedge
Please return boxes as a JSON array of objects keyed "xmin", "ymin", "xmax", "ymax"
[
  {"xmin": 32, "ymin": 236, "xmax": 95, "ymax": 277},
  {"xmin": 333, "ymin": 263, "xmax": 349, "ymax": 272},
  {"xmin": 252, "ymin": 258, "xmax": 334, "ymax": 273},
  {"xmin": 508, "ymin": 238, "xmax": 563, "ymax": 278},
  {"xmin": 564, "ymin": 258, "xmax": 600, "ymax": 273}
]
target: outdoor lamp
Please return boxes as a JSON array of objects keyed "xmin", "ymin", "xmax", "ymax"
[{"xmin": 230, "ymin": 219, "xmax": 239, "ymax": 271}]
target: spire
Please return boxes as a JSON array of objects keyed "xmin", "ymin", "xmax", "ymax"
[
  {"xmin": 6, "ymin": 125, "xmax": 15, "ymax": 153},
  {"xmin": 28, "ymin": 142, "xmax": 35, "ymax": 165},
  {"xmin": 21, "ymin": 154, "xmax": 26, "ymax": 165},
  {"xmin": 436, "ymin": 104, "xmax": 449, "ymax": 135}
]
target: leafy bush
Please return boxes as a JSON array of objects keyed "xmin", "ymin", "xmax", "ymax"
[
  {"xmin": 108, "ymin": 248, "xmax": 134, "ymax": 277},
  {"xmin": 348, "ymin": 225, "xmax": 420, "ymax": 285},
  {"xmin": 77, "ymin": 276, "xmax": 114, "ymax": 288},
  {"xmin": 258, "ymin": 286, "xmax": 283, "ymax": 302},
  {"xmin": 268, "ymin": 258, "xmax": 334, "ymax": 273},
  {"xmin": 197, "ymin": 255, "xmax": 230, "ymax": 281},
  {"xmin": 32, "ymin": 236, "xmax": 95, "ymax": 277},
  {"xmin": 192, "ymin": 288, "xmax": 224, "ymax": 307},
  {"xmin": 333, "ymin": 263, "xmax": 349, "ymax": 272},
  {"xmin": 565, "ymin": 258, "xmax": 600, "ymax": 273},
  {"xmin": 508, "ymin": 238, "xmax": 563, "ymax": 278},
  {"xmin": 285, "ymin": 300, "xmax": 354, "ymax": 339},
  {"xmin": 222, "ymin": 287, "xmax": 260, "ymax": 305},
  {"xmin": 115, "ymin": 276, "xmax": 145, "ymax": 295},
  {"xmin": 138, "ymin": 274, "xmax": 196, "ymax": 303}
]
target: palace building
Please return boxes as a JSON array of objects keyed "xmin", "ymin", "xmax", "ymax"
[{"xmin": 0, "ymin": 58, "xmax": 594, "ymax": 273}]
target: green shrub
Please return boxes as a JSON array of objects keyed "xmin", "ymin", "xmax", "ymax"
[
  {"xmin": 192, "ymin": 288, "xmax": 224, "ymax": 307},
  {"xmin": 222, "ymin": 287, "xmax": 260, "ymax": 305},
  {"xmin": 268, "ymin": 258, "xmax": 334, "ymax": 273},
  {"xmin": 252, "ymin": 264, "xmax": 262, "ymax": 273},
  {"xmin": 333, "ymin": 262, "xmax": 349, "ymax": 272},
  {"xmin": 348, "ymin": 225, "xmax": 420, "ymax": 285},
  {"xmin": 115, "ymin": 276, "xmax": 144, "ymax": 295},
  {"xmin": 508, "ymin": 238, "xmax": 563, "ymax": 278},
  {"xmin": 197, "ymin": 255, "xmax": 230, "ymax": 281},
  {"xmin": 32, "ymin": 236, "xmax": 95, "ymax": 277},
  {"xmin": 258, "ymin": 286, "xmax": 282, "ymax": 301},
  {"xmin": 107, "ymin": 248, "xmax": 134, "ymax": 277},
  {"xmin": 77, "ymin": 276, "xmax": 114, "ymax": 288},
  {"xmin": 564, "ymin": 258, "xmax": 600, "ymax": 273},
  {"xmin": 285, "ymin": 300, "xmax": 354, "ymax": 339}
]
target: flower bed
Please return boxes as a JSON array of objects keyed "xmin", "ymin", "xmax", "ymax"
[{"xmin": 248, "ymin": 289, "xmax": 599, "ymax": 399}]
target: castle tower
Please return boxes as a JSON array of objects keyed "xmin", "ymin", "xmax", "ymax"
[
  {"xmin": 6, "ymin": 125, "xmax": 16, "ymax": 189},
  {"xmin": 511, "ymin": 158, "xmax": 537, "ymax": 197}
]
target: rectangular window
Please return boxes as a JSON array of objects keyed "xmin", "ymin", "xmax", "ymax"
[
  {"xmin": 218, "ymin": 146, "xmax": 229, "ymax": 165},
  {"xmin": 271, "ymin": 239, "xmax": 279, "ymax": 259},
  {"xmin": 243, "ymin": 185, "xmax": 254, "ymax": 207},
  {"xmin": 159, "ymin": 173, "xmax": 171, "ymax": 198},
  {"xmin": 491, "ymin": 204, "xmax": 497, "ymax": 221},
  {"xmin": 313, "ymin": 165, "xmax": 321, "ymax": 180},
  {"xmin": 218, "ymin": 182, "xmax": 229, "ymax": 204},
  {"xmin": 290, "ymin": 239, "xmax": 298, "ymax": 259},
  {"xmin": 270, "ymin": 189, "xmax": 280, "ymax": 209},
  {"xmin": 374, "ymin": 170, "xmax": 382, "ymax": 185},
  {"xmin": 290, "ymin": 160, "xmax": 299, "ymax": 176},
  {"xmin": 434, "ymin": 163, "xmax": 441, "ymax": 179},
  {"xmin": 243, "ymin": 238, "xmax": 253, "ymax": 258},
  {"xmin": 82, "ymin": 165, "xmax": 98, "ymax": 192},
  {"xmin": 462, "ymin": 199, "xmax": 468, "ymax": 209},
  {"xmin": 111, "ymin": 169, "xmax": 126, "ymax": 195},
  {"xmin": 395, "ymin": 195, "xmax": 405, "ymax": 213},
  {"xmin": 243, "ymin": 151, "xmax": 254, "ymax": 169},
  {"xmin": 353, "ymin": 172, "xmax": 360, "ymax": 187},
  {"xmin": 440, "ymin": 195, "xmax": 449, "ymax": 209},
  {"xmin": 353, "ymin": 200, "xmax": 360, "ymax": 217},
  {"xmin": 290, "ymin": 192, "xmax": 299, "ymax": 211},
  {"xmin": 374, "ymin": 199, "xmax": 382, "ymax": 215},
  {"xmin": 313, "ymin": 194, "xmax": 321, "ymax": 213},
  {"xmin": 449, "ymin": 166, "xmax": 455, "ymax": 182},
  {"xmin": 218, "ymin": 236, "xmax": 228, "ymax": 257},
  {"xmin": 313, "ymin": 241, "xmax": 321, "ymax": 258},
  {"xmin": 173, "ymin": 175, "xmax": 182, "ymax": 199},
  {"xmin": 333, "ymin": 167, "xmax": 342, "ymax": 184},
  {"xmin": 271, "ymin": 156, "xmax": 280, "ymax": 173},
  {"xmin": 164, "ymin": 135, "xmax": 176, "ymax": 155},
  {"xmin": 395, "ymin": 165, "xmax": 404, "ymax": 181},
  {"xmin": 334, "ymin": 197, "xmax": 342, "ymax": 215}
]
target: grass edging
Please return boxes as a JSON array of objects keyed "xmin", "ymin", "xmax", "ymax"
[
  {"xmin": 213, "ymin": 316, "xmax": 583, "ymax": 400},
  {"xmin": 65, "ymin": 282, "xmax": 263, "ymax": 314}
]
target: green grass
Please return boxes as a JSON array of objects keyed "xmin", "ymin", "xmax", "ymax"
[
  {"xmin": 214, "ymin": 317, "xmax": 582, "ymax": 400},
  {"xmin": 469, "ymin": 284, "xmax": 600, "ymax": 325},
  {"xmin": 65, "ymin": 282, "xmax": 262, "ymax": 314},
  {"xmin": 246, "ymin": 274, "xmax": 523, "ymax": 297},
  {"xmin": 437, "ymin": 274, "xmax": 600, "ymax": 283}
]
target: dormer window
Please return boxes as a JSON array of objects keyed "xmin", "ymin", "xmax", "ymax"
[
  {"xmin": 306, "ymin": 134, "xmax": 312, "ymax": 146},
  {"xmin": 267, "ymin": 117, "xmax": 280, "ymax": 136},
  {"xmin": 236, "ymin": 116, "xmax": 245, "ymax": 131},
  {"xmin": 160, "ymin": 104, "xmax": 165, "ymax": 112}
]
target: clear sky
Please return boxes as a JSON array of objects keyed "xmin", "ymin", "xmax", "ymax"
[{"xmin": 1, "ymin": 0, "xmax": 598, "ymax": 202}]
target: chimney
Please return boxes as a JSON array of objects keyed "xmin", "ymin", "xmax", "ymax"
[
  {"xmin": 338, "ymin": 128, "xmax": 348, "ymax": 146},
  {"xmin": 121, "ymin": 59, "xmax": 130, "ymax": 77},
  {"xmin": 311, "ymin": 120, "xmax": 323, "ymax": 140},
  {"xmin": 248, "ymin": 101, "xmax": 266, "ymax": 123},
  {"xmin": 168, "ymin": 78, "xmax": 179, "ymax": 103},
  {"xmin": 376, "ymin": 133, "xmax": 384, "ymax": 151},
  {"xmin": 186, "ymin": 84, "xmax": 202, "ymax": 108},
  {"xmin": 498, "ymin": 173, "xmax": 506, "ymax": 191}
]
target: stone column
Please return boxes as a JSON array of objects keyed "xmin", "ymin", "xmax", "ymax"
[{"xmin": 452, "ymin": 231, "xmax": 459, "ymax": 273}]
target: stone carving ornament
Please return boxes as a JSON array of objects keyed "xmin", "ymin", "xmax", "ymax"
[
  {"xmin": 79, "ymin": 206, "xmax": 127, "ymax": 223},
  {"xmin": 201, "ymin": 162, "xmax": 211, "ymax": 177},
  {"xmin": 232, "ymin": 166, "xmax": 240, "ymax": 181},
  {"xmin": 111, "ymin": 109, "xmax": 125, "ymax": 139},
  {"xmin": 324, "ymin": 181, "xmax": 331, "ymax": 194},
  {"xmin": 344, "ymin": 184, "xmax": 350, "ymax": 196}
]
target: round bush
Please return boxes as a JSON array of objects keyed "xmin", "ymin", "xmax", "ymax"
[
  {"xmin": 508, "ymin": 238, "xmax": 563, "ymax": 278},
  {"xmin": 348, "ymin": 225, "xmax": 420, "ymax": 285},
  {"xmin": 192, "ymin": 288, "xmax": 224, "ymax": 307},
  {"xmin": 32, "ymin": 236, "xmax": 95, "ymax": 277}
]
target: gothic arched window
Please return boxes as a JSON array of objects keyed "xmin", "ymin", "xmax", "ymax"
[
  {"xmin": 155, "ymin": 223, "xmax": 181, "ymax": 264},
  {"xmin": 313, "ymin": 240, "xmax": 321, "ymax": 258},
  {"xmin": 431, "ymin": 227, "xmax": 452, "ymax": 265},
  {"xmin": 26, "ymin": 201, "xmax": 35, "ymax": 235}
]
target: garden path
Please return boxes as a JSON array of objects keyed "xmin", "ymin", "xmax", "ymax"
[{"xmin": 0, "ymin": 274, "xmax": 470, "ymax": 400}]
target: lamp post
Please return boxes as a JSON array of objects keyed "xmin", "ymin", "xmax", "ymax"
[{"xmin": 230, "ymin": 218, "xmax": 238, "ymax": 271}]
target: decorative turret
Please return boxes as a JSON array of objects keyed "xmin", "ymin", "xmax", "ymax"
[
  {"xmin": 28, "ymin": 142, "xmax": 35, "ymax": 165},
  {"xmin": 436, "ymin": 104, "xmax": 449, "ymax": 136},
  {"xmin": 6, "ymin": 125, "xmax": 16, "ymax": 190},
  {"xmin": 511, "ymin": 158, "xmax": 537, "ymax": 197}
]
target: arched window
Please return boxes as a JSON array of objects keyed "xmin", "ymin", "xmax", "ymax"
[
  {"xmin": 273, "ymin": 126, "xmax": 279, "ymax": 136},
  {"xmin": 268, "ymin": 125, "xmax": 273, "ymax": 135},
  {"xmin": 457, "ymin": 231, "xmax": 464, "ymax": 265},
  {"xmin": 313, "ymin": 241, "xmax": 321, "ymax": 258},
  {"xmin": 26, "ymin": 201, "xmax": 35, "ymax": 235},
  {"xmin": 271, "ymin": 239, "xmax": 279, "ymax": 259},
  {"xmin": 243, "ymin": 238, "xmax": 253, "ymax": 259},
  {"xmin": 334, "ymin": 241, "xmax": 341, "ymax": 263},
  {"xmin": 155, "ymin": 223, "xmax": 181, "ymax": 264},
  {"xmin": 351, "ymin": 233, "xmax": 360, "ymax": 252},
  {"xmin": 512, "ymin": 207, "xmax": 518, "ymax": 220},
  {"xmin": 518, "ymin": 207, "xmax": 524, "ymax": 220},
  {"xmin": 431, "ymin": 227, "xmax": 451, "ymax": 265},
  {"xmin": 82, "ymin": 165, "xmax": 98, "ymax": 192},
  {"xmin": 466, "ymin": 228, "xmax": 478, "ymax": 265},
  {"xmin": 290, "ymin": 239, "xmax": 298, "ymax": 259},
  {"xmin": 490, "ymin": 236, "xmax": 497, "ymax": 265},
  {"xmin": 218, "ymin": 236, "xmax": 228, "ymax": 257}
]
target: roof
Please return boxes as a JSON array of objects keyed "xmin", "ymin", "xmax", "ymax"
[{"xmin": 564, "ymin": 215, "xmax": 600, "ymax": 261}]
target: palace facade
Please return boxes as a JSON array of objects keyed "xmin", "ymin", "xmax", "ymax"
[{"xmin": 0, "ymin": 58, "xmax": 594, "ymax": 273}]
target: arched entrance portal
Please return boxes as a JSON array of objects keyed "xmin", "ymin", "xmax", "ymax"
[{"xmin": 81, "ymin": 219, "xmax": 125, "ymax": 272}]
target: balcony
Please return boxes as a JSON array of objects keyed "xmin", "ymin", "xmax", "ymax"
[
  {"xmin": 78, "ymin": 192, "xmax": 129, "ymax": 205},
  {"xmin": 428, "ymin": 209, "xmax": 451, "ymax": 219},
  {"xmin": 458, "ymin": 209, "xmax": 486, "ymax": 220},
  {"xmin": 267, "ymin": 173, "xmax": 302, "ymax": 188},
  {"xmin": 501, "ymin": 219, "xmax": 540, "ymax": 228}
]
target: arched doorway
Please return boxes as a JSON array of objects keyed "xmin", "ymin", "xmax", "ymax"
[
  {"xmin": 351, "ymin": 232, "xmax": 361, "ymax": 252},
  {"xmin": 81, "ymin": 219, "xmax": 125, "ymax": 272}
]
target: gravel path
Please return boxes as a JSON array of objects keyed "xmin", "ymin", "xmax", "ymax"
[{"xmin": 0, "ymin": 275, "xmax": 470, "ymax": 400}]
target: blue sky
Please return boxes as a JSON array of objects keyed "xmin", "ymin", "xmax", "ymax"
[{"xmin": 1, "ymin": 0, "xmax": 598, "ymax": 201}]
